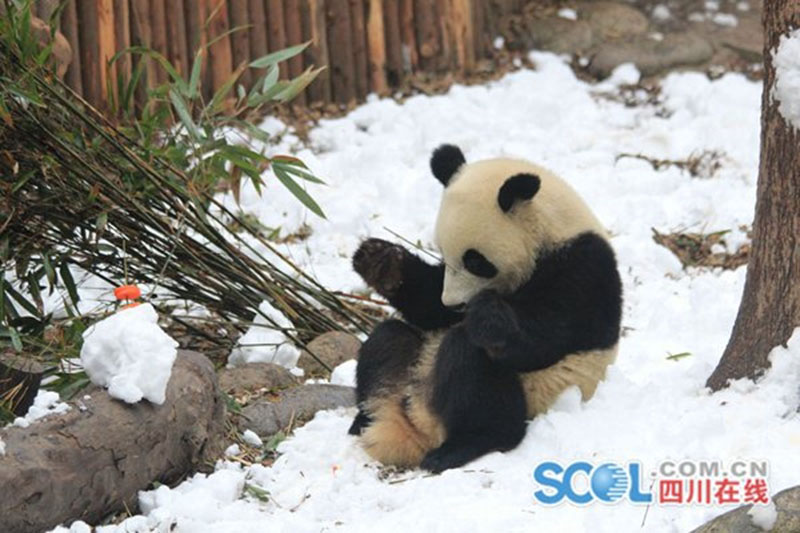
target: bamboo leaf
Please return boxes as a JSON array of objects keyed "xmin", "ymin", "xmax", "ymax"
[
  {"xmin": 249, "ymin": 42, "xmax": 310, "ymax": 69},
  {"xmin": 58, "ymin": 262, "xmax": 80, "ymax": 308},
  {"xmin": 169, "ymin": 88, "xmax": 202, "ymax": 141},
  {"xmin": 272, "ymin": 166, "xmax": 326, "ymax": 219}
]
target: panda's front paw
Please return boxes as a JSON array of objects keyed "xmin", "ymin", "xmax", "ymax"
[
  {"xmin": 464, "ymin": 290, "xmax": 519, "ymax": 351},
  {"xmin": 352, "ymin": 238, "xmax": 407, "ymax": 298}
]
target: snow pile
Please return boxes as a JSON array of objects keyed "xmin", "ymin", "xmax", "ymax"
[
  {"xmin": 330, "ymin": 359, "xmax": 357, "ymax": 387},
  {"xmin": 227, "ymin": 300, "xmax": 300, "ymax": 368},
  {"xmin": 0, "ymin": 437, "xmax": 5, "ymax": 455},
  {"xmin": 773, "ymin": 28, "xmax": 800, "ymax": 130},
  {"xmin": 12, "ymin": 390, "xmax": 70, "ymax": 428},
  {"xmin": 80, "ymin": 303, "xmax": 178, "ymax": 405},
  {"xmin": 748, "ymin": 500, "xmax": 778, "ymax": 531},
  {"xmin": 55, "ymin": 52, "xmax": 791, "ymax": 532}
]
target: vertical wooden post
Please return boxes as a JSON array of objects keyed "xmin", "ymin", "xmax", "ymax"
[
  {"xmin": 35, "ymin": 0, "xmax": 60, "ymax": 22},
  {"xmin": 184, "ymin": 0, "xmax": 208, "ymax": 94},
  {"xmin": 76, "ymin": 1, "xmax": 101, "ymax": 106},
  {"xmin": 412, "ymin": 0, "xmax": 437, "ymax": 73},
  {"xmin": 61, "ymin": 0, "xmax": 83, "ymax": 95},
  {"xmin": 399, "ymin": 0, "xmax": 418, "ymax": 74},
  {"xmin": 97, "ymin": 0, "xmax": 117, "ymax": 109},
  {"xmin": 130, "ymin": 0, "xmax": 156, "ymax": 108},
  {"xmin": 365, "ymin": 0, "xmax": 387, "ymax": 96},
  {"xmin": 434, "ymin": 0, "xmax": 453, "ymax": 72},
  {"xmin": 327, "ymin": 0, "xmax": 355, "ymax": 105},
  {"xmin": 284, "ymin": 0, "xmax": 307, "ymax": 105},
  {"xmin": 302, "ymin": 0, "xmax": 332, "ymax": 105},
  {"xmin": 229, "ymin": 0, "xmax": 252, "ymax": 87},
  {"xmin": 207, "ymin": 0, "xmax": 234, "ymax": 100},
  {"xmin": 166, "ymin": 0, "xmax": 189, "ymax": 77},
  {"xmin": 266, "ymin": 0, "xmax": 287, "ymax": 77},
  {"xmin": 450, "ymin": 0, "xmax": 474, "ymax": 73},
  {"xmin": 149, "ymin": 0, "xmax": 168, "ymax": 84},
  {"xmin": 113, "ymin": 0, "xmax": 131, "ymax": 88},
  {"xmin": 383, "ymin": 0, "xmax": 403, "ymax": 86},
  {"xmin": 470, "ymin": 0, "xmax": 488, "ymax": 60},
  {"xmin": 248, "ymin": 0, "xmax": 269, "ymax": 60},
  {"xmin": 348, "ymin": 0, "xmax": 368, "ymax": 99}
]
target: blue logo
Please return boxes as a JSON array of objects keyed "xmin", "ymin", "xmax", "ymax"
[{"xmin": 533, "ymin": 461, "xmax": 652, "ymax": 505}]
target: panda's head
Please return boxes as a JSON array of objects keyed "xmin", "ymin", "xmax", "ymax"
[{"xmin": 430, "ymin": 144, "xmax": 604, "ymax": 307}]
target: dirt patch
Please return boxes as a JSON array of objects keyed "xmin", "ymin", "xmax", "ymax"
[{"xmin": 652, "ymin": 228, "xmax": 750, "ymax": 270}]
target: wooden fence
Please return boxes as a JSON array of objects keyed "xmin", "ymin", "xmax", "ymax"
[{"xmin": 32, "ymin": 0, "xmax": 526, "ymax": 111}]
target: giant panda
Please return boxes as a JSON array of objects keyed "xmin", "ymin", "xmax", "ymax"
[{"xmin": 348, "ymin": 144, "xmax": 622, "ymax": 473}]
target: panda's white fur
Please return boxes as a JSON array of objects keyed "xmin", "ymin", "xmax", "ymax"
[{"xmin": 359, "ymin": 157, "xmax": 617, "ymax": 468}]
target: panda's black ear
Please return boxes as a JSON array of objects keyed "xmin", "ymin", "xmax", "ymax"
[
  {"xmin": 430, "ymin": 144, "xmax": 466, "ymax": 186},
  {"xmin": 498, "ymin": 173, "xmax": 541, "ymax": 212}
]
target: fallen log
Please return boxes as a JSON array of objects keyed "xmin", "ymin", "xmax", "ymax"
[{"xmin": 0, "ymin": 350, "xmax": 226, "ymax": 533}]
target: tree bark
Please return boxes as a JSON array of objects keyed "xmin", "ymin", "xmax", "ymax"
[
  {"xmin": 0, "ymin": 351, "xmax": 226, "ymax": 533},
  {"xmin": 706, "ymin": 1, "xmax": 800, "ymax": 390}
]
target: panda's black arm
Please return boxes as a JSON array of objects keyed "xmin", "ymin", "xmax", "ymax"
[
  {"xmin": 390, "ymin": 258, "xmax": 464, "ymax": 330},
  {"xmin": 465, "ymin": 232, "xmax": 622, "ymax": 371},
  {"xmin": 353, "ymin": 238, "xmax": 463, "ymax": 330}
]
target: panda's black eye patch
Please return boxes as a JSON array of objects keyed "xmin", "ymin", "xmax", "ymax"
[{"xmin": 462, "ymin": 249, "xmax": 497, "ymax": 278}]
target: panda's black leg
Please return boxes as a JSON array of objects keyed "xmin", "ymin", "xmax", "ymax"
[
  {"xmin": 420, "ymin": 325, "xmax": 527, "ymax": 473},
  {"xmin": 348, "ymin": 319, "xmax": 423, "ymax": 435}
]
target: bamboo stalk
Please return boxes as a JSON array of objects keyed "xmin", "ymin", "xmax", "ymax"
[{"xmin": 365, "ymin": 0, "xmax": 387, "ymax": 95}]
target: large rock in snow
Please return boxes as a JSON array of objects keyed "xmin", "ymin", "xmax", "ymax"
[{"xmin": 0, "ymin": 351, "xmax": 225, "ymax": 533}]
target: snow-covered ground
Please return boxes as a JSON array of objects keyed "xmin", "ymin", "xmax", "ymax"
[{"xmin": 51, "ymin": 52, "xmax": 800, "ymax": 532}]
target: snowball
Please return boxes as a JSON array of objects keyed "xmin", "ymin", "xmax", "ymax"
[
  {"xmin": 773, "ymin": 29, "xmax": 800, "ymax": 131},
  {"xmin": 652, "ymin": 5, "xmax": 671, "ymax": 21},
  {"xmin": 228, "ymin": 300, "xmax": 300, "ymax": 368},
  {"xmin": 12, "ymin": 389, "xmax": 70, "ymax": 427},
  {"xmin": 712, "ymin": 13, "xmax": 738, "ymax": 27},
  {"xmin": 80, "ymin": 304, "xmax": 178, "ymax": 405},
  {"xmin": 242, "ymin": 429, "xmax": 263, "ymax": 448},
  {"xmin": 705, "ymin": 0, "xmax": 719, "ymax": 10},
  {"xmin": 493, "ymin": 36, "xmax": 505, "ymax": 50},
  {"xmin": 748, "ymin": 501, "xmax": 778, "ymax": 531},
  {"xmin": 608, "ymin": 63, "xmax": 641, "ymax": 86},
  {"xmin": 330, "ymin": 359, "xmax": 357, "ymax": 387},
  {"xmin": 224, "ymin": 444, "xmax": 241, "ymax": 457},
  {"xmin": 557, "ymin": 8, "xmax": 577, "ymax": 21}
]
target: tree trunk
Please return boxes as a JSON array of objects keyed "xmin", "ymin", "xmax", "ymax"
[
  {"xmin": 0, "ymin": 351, "xmax": 226, "ymax": 533},
  {"xmin": 706, "ymin": 1, "xmax": 800, "ymax": 391}
]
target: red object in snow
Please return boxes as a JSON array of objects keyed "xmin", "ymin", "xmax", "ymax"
[{"xmin": 114, "ymin": 285, "xmax": 142, "ymax": 301}]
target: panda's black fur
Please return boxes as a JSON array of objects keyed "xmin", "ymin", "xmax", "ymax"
[{"xmin": 349, "ymin": 145, "xmax": 622, "ymax": 473}]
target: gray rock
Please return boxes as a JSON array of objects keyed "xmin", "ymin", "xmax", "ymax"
[
  {"xmin": 218, "ymin": 362, "xmax": 296, "ymax": 395},
  {"xmin": 692, "ymin": 485, "xmax": 800, "ymax": 532},
  {"xmin": 298, "ymin": 331, "xmax": 362, "ymax": 376},
  {"xmin": 240, "ymin": 384, "xmax": 355, "ymax": 436},
  {"xmin": 589, "ymin": 32, "xmax": 713, "ymax": 79},
  {"xmin": 579, "ymin": 2, "xmax": 649, "ymax": 43},
  {"xmin": 524, "ymin": 17, "xmax": 594, "ymax": 54}
]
